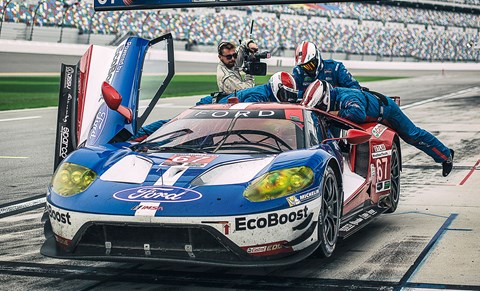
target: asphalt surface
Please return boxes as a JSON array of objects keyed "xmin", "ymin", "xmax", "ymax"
[{"xmin": 0, "ymin": 69, "xmax": 479, "ymax": 289}]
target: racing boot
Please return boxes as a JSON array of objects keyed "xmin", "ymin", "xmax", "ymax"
[{"xmin": 442, "ymin": 149, "xmax": 455, "ymax": 177}]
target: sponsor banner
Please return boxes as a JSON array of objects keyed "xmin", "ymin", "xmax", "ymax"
[
  {"xmin": 54, "ymin": 64, "xmax": 78, "ymax": 171},
  {"xmin": 286, "ymin": 189, "xmax": 320, "ymax": 207},
  {"xmin": 94, "ymin": 0, "xmax": 316, "ymax": 11},
  {"xmin": 235, "ymin": 206, "xmax": 308, "ymax": 231},
  {"xmin": 339, "ymin": 208, "xmax": 378, "ymax": 233},
  {"xmin": 243, "ymin": 240, "xmax": 292, "ymax": 256}
]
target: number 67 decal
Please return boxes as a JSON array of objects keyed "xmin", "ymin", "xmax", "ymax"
[{"xmin": 376, "ymin": 157, "xmax": 388, "ymax": 181}]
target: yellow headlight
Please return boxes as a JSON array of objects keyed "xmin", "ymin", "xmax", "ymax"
[
  {"xmin": 51, "ymin": 162, "xmax": 97, "ymax": 196},
  {"xmin": 244, "ymin": 166, "xmax": 314, "ymax": 202}
]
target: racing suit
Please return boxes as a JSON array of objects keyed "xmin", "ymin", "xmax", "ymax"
[
  {"xmin": 330, "ymin": 87, "xmax": 452, "ymax": 163},
  {"xmin": 217, "ymin": 61, "xmax": 255, "ymax": 94},
  {"xmin": 197, "ymin": 84, "xmax": 276, "ymax": 105},
  {"xmin": 293, "ymin": 59, "xmax": 360, "ymax": 98}
]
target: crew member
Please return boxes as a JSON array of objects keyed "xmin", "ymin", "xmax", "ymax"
[
  {"xmin": 301, "ymin": 79, "xmax": 454, "ymax": 177},
  {"xmin": 216, "ymin": 41, "xmax": 255, "ymax": 94},
  {"xmin": 293, "ymin": 41, "xmax": 360, "ymax": 98}
]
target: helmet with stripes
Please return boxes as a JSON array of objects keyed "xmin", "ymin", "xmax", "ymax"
[
  {"xmin": 301, "ymin": 80, "xmax": 332, "ymax": 112},
  {"xmin": 269, "ymin": 72, "xmax": 298, "ymax": 103},
  {"xmin": 294, "ymin": 41, "xmax": 320, "ymax": 73}
]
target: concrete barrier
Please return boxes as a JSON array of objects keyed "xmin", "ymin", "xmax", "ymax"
[{"xmin": 1, "ymin": 39, "xmax": 479, "ymax": 71}]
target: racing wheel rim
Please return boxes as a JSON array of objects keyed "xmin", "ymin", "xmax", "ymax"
[
  {"xmin": 387, "ymin": 143, "xmax": 401, "ymax": 213},
  {"xmin": 319, "ymin": 166, "xmax": 340, "ymax": 257}
]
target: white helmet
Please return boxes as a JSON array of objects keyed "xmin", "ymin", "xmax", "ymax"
[
  {"xmin": 294, "ymin": 41, "xmax": 320, "ymax": 73},
  {"xmin": 269, "ymin": 72, "xmax": 298, "ymax": 103},
  {"xmin": 301, "ymin": 80, "xmax": 332, "ymax": 111}
]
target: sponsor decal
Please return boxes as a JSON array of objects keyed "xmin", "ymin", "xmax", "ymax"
[
  {"xmin": 131, "ymin": 204, "xmax": 164, "ymax": 211},
  {"xmin": 190, "ymin": 110, "xmax": 286, "ymax": 120},
  {"xmin": 373, "ymin": 144, "xmax": 386, "ymax": 152},
  {"xmin": 47, "ymin": 204, "xmax": 71, "ymax": 225},
  {"xmin": 242, "ymin": 241, "xmax": 292, "ymax": 256},
  {"xmin": 235, "ymin": 206, "xmax": 308, "ymax": 231},
  {"xmin": 89, "ymin": 107, "xmax": 108, "ymax": 143},
  {"xmin": 247, "ymin": 243, "xmax": 283, "ymax": 254},
  {"xmin": 113, "ymin": 186, "xmax": 202, "ymax": 203},
  {"xmin": 340, "ymin": 209, "xmax": 377, "ymax": 232},
  {"xmin": 370, "ymin": 164, "xmax": 376, "ymax": 177},
  {"xmin": 59, "ymin": 126, "xmax": 70, "ymax": 159},
  {"xmin": 286, "ymin": 196, "xmax": 301, "ymax": 207},
  {"xmin": 376, "ymin": 180, "xmax": 391, "ymax": 192},
  {"xmin": 64, "ymin": 66, "xmax": 74, "ymax": 90},
  {"xmin": 287, "ymin": 189, "xmax": 320, "ymax": 206},
  {"xmin": 162, "ymin": 154, "xmax": 218, "ymax": 167},
  {"xmin": 324, "ymin": 70, "xmax": 332, "ymax": 74},
  {"xmin": 116, "ymin": 41, "xmax": 132, "ymax": 73},
  {"xmin": 372, "ymin": 150, "xmax": 392, "ymax": 159},
  {"xmin": 105, "ymin": 44, "xmax": 123, "ymax": 84},
  {"xmin": 372, "ymin": 124, "xmax": 387, "ymax": 138},
  {"xmin": 62, "ymin": 93, "xmax": 73, "ymax": 123}
]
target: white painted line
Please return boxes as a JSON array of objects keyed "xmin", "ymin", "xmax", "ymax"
[
  {"xmin": 0, "ymin": 197, "xmax": 46, "ymax": 215},
  {"xmin": 400, "ymin": 87, "xmax": 480, "ymax": 110},
  {"xmin": 0, "ymin": 116, "xmax": 42, "ymax": 122},
  {"xmin": 0, "ymin": 156, "xmax": 29, "ymax": 159}
]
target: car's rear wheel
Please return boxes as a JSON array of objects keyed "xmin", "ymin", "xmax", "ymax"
[
  {"xmin": 318, "ymin": 166, "xmax": 341, "ymax": 258},
  {"xmin": 386, "ymin": 142, "xmax": 400, "ymax": 213}
]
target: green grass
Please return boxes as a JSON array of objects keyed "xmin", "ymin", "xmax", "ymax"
[{"xmin": 0, "ymin": 75, "xmax": 402, "ymax": 111}]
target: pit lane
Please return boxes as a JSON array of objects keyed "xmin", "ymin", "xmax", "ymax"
[{"xmin": 0, "ymin": 72, "xmax": 479, "ymax": 290}]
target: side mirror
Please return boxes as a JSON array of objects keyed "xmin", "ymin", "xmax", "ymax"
[
  {"xmin": 101, "ymin": 81, "xmax": 132, "ymax": 123},
  {"xmin": 321, "ymin": 129, "xmax": 371, "ymax": 145},
  {"xmin": 345, "ymin": 129, "xmax": 371, "ymax": 145}
]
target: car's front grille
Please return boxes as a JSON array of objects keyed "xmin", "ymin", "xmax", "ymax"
[{"xmin": 72, "ymin": 223, "xmax": 247, "ymax": 262}]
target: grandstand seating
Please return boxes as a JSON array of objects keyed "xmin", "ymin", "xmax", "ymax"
[{"xmin": 0, "ymin": 0, "xmax": 478, "ymax": 62}]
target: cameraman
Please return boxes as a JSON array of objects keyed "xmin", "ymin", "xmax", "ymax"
[{"xmin": 216, "ymin": 41, "xmax": 255, "ymax": 94}]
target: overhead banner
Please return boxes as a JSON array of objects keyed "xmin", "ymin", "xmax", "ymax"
[{"xmin": 94, "ymin": 0, "xmax": 350, "ymax": 11}]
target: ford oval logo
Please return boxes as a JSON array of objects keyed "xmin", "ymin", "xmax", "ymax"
[{"xmin": 113, "ymin": 186, "xmax": 202, "ymax": 203}]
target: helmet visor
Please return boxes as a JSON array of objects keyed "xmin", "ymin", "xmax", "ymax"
[
  {"xmin": 277, "ymin": 85, "xmax": 299, "ymax": 103},
  {"xmin": 301, "ymin": 58, "xmax": 318, "ymax": 72}
]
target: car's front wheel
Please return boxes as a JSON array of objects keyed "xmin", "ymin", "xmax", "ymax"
[{"xmin": 318, "ymin": 166, "xmax": 341, "ymax": 258}]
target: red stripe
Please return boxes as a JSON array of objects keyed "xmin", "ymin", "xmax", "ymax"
[
  {"xmin": 301, "ymin": 41, "xmax": 309, "ymax": 64},
  {"xmin": 459, "ymin": 159, "xmax": 480, "ymax": 186},
  {"xmin": 432, "ymin": 147, "xmax": 448, "ymax": 161}
]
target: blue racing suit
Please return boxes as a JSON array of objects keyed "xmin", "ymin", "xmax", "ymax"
[
  {"xmin": 196, "ymin": 84, "xmax": 276, "ymax": 105},
  {"xmin": 330, "ymin": 87, "xmax": 452, "ymax": 163},
  {"xmin": 293, "ymin": 59, "xmax": 360, "ymax": 98}
]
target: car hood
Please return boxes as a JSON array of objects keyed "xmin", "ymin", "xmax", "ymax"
[{"xmin": 49, "ymin": 146, "xmax": 331, "ymax": 217}]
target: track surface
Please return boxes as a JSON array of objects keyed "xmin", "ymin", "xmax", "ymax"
[{"xmin": 0, "ymin": 71, "xmax": 479, "ymax": 290}]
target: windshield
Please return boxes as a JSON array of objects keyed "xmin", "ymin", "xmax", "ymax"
[{"xmin": 132, "ymin": 113, "xmax": 305, "ymax": 154}]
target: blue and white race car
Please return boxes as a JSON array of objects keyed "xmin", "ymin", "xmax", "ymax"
[{"xmin": 41, "ymin": 34, "xmax": 402, "ymax": 267}]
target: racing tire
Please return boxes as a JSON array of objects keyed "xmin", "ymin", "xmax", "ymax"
[
  {"xmin": 386, "ymin": 142, "xmax": 401, "ymax": 213},
  {"xmin": 318, "ymin": 166, "xmax": 341, "ymax": 258}
]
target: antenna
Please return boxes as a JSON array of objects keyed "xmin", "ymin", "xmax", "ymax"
[{"xmin": 249, "ymin": 20, "xmax": 254, "ymax": 39}]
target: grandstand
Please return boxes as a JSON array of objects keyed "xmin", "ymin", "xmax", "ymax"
[{"xmin": 0, "ymin": 0, "xmax": 478, "ymax": 62}]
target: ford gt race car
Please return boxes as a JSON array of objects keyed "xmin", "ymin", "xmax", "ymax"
[{"xmin": 41, "ymin": 34, "xmax": 402, "ymax": 267}]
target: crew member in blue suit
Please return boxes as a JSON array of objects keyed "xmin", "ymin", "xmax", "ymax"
[
  {"xmin": 131, "ymin": 72, "xmax": 297, "ymax": 141},
  {"xmin": 196, "ymin": 71, "xmax": 297, "ymax": 105},
  {"xmin": 301, "ymin": 79, "xmax": 455, "ymax": 177},
  {"xmin": 293, "ymin": 41, "xmax": 360, "ymax": 99}
]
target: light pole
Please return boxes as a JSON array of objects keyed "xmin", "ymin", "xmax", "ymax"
[
  {"xmin": 0, "ymin": 0, "xmax": 14, "ymax": 39},
  {"xmin": 58, "ymin": 0, "xmax": 79, "ymax": 43},
  {"xmin": 29, "ymin": 0, "xmax": 44, "ymax": 41}
]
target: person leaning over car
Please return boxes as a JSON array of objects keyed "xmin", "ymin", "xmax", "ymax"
[
  {"xmin": 293, "ymin": 41, "xmax": 360, "ymax": 99},
  {"xmin": 199, "ymin": 71, "xmax": 297, "ymax": 105},
  {"xmin": 301, "ymin": 79, "xmax": 455, "ymax": 177},
  {"xmin": 216, "ymin": 41, "xmax": 255, "ymax": 94}
]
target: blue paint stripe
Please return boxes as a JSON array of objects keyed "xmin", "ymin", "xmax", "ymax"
[{"xmin": 396, "ymin": 213, "xmax": 458, "ymax": 290}]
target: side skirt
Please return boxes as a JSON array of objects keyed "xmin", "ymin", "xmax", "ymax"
[{"xmin": 339, "ymin": 204, "xmax": 387, "ymax": 239}]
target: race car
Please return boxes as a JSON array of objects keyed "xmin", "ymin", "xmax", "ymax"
[{"xmin": 41, "ymin": 34, "xmax": 402, "ymax": 267}]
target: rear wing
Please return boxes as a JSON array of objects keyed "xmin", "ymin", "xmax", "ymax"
[{"xmin": 94, "ymin": 0, "xmax": 357, "ymax": 11}]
